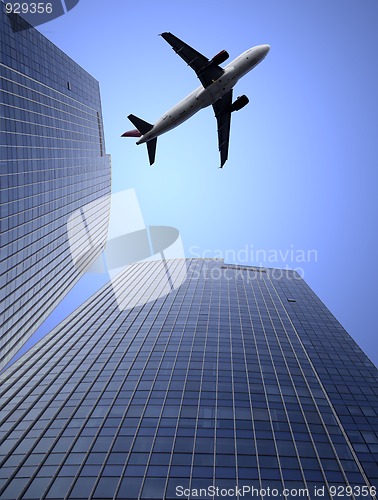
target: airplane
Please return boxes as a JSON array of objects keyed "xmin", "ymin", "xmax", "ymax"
[{"xmin": 122, "ymin": 32, "xmax": 270, "ymax": 168}]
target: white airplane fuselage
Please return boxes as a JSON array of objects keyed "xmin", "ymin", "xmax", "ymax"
[{"xmin": 136, "ymin": 44, "xmax": 270, "ymax": 145}]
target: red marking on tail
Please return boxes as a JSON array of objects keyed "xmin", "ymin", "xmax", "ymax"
[{"xmin": 121, "ymin": 129, "xmax": 141, "ymax": 138}]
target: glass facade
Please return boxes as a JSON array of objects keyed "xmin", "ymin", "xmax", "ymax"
[
  {"xmin": 0, "ymin": 259, "xmax": 377, "ymax": 500},
  {"xmin": 0, "ymin": 5, "xmax": 111, "ymax": 369}
]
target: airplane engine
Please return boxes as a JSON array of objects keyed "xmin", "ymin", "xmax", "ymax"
[
  {"xmin": 230, "ymin": 95, "xmax": 249, "ymax": 112},
  {"xmin": 211, "ymin": 50, "xmax": 229, "ymax": 65}
]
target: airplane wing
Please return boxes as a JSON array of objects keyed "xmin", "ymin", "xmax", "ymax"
[
  {"xmin": 212, "ymin": 91, "xmax": 233, "ymax": 168},
  {"xmin": 160, "ymin": 32, "xmax": 224, "ymax": 88}
]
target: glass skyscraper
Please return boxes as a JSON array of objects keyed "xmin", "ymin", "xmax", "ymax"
[
  {"xmin": 0, "ymin": 5, "xmax": 111, "ymax": 369},
  {"xmin": 0, "ymin": 259, "xmax": 377, "ymax": 500}
]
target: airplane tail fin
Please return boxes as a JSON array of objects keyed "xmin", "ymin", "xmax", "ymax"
[
  {"xmin": 121, "ymin": 129, "xmax": 141, "ymax": 138},
  {"xmin": 127, "ymin": 114, "xmax": 157, "ymax": 165}
]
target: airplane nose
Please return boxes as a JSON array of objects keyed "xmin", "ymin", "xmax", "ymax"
[
  {"xmin": 260, "ymin": 44, "xmax": 270, "ymax": 57},
  {"xmin": 254, "ymin": 44, "xmax": 270, "ymax": 64}
]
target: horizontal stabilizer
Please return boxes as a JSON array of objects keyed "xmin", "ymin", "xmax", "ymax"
[
  {"xmin": 128, "ymin": 114, "xmax": 153, "ymax": 135},
  {"xmin": 147, "ymin": 138, "xmax": 157, "ymax": 166}
]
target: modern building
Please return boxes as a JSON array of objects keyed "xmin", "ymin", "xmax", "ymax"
[
  {"xmin": 0, "ymin": 259, "xmax": 377, "ymax": 500},
  {"xmin": 0, "ymin": 5, "xmax": 111, "ymax": 369}
]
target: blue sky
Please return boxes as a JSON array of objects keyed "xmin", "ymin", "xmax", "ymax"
[{"xmin": 9, "ymin": 0, "xmax": 378, "ymax": 367}]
